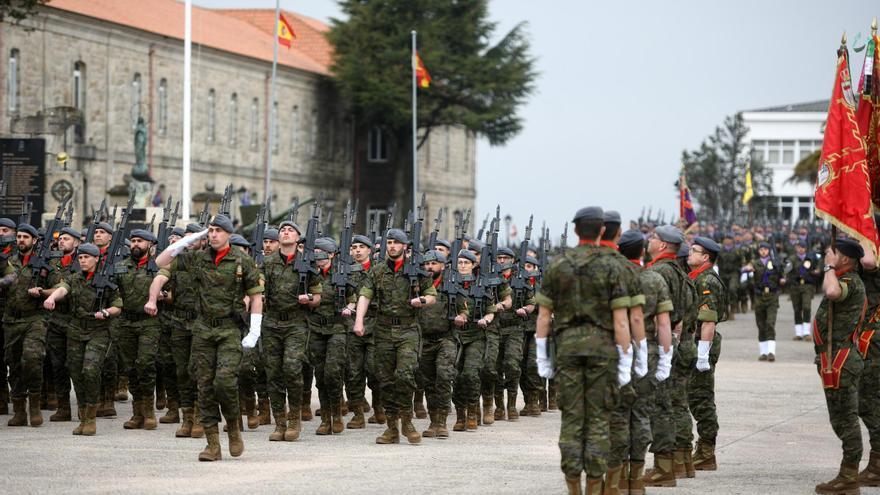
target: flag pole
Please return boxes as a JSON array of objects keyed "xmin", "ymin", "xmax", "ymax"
[
  {"xmin": 182, "ymin": 0, "xmax": 192, "ymax": 220},
  {"xmin": 266, "ymin": 0, "xmax": 281, "ymax": 206},
  {"xmin": 411, "ymin": 30, "xmax": 418, "ymax": 215}
]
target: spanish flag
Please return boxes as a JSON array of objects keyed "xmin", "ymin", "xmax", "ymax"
[
  {"xmin": 414, "ymin": 52, "xmax": 431, "ymax": 89},
  {"xmin": 277, "ymin": 13, "xmax": 296, "ymax": 49},
  {"xmin": 742, "ymin": 165, "xmax": 754, "ymax": 205}
]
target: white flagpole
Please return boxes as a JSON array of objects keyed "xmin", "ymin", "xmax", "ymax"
[
  {"xmin": 411, "ymin": 30, "xmax": 418, "ymax": 215},
  {"xmin": 267, "ymin": 0, "xmax": 280, "ymax": 205},
  {"xmin": 182, "ymin": 0, "xmax": 192, "ymax": 220}
]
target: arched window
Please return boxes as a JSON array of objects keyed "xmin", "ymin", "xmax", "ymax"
[
  {"xmin": 7, "ymin": 49, "xmax": 19, "ymax": 114},
  {"xmin": 206, "ymin": 88, "xmax": 216, "ymax": 144},
  {"xmin": 250, "ymin": 97, "xmax": 259, "ymax": 150},
  {"xmin": 228, "ymin": 93, "xmax": 238, "ymax": 147},
  {"xmin": 131, "ymin": 73, "xmax": 142, "ymax": 128},
  {"xmin": 157, "ymin": 78, "xmax": 168, "ymax": 136}
]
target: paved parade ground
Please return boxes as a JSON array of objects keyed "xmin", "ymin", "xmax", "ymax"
[{"xmin": 0, "ymin": 295, "xmax": 861, "ymax": 494}]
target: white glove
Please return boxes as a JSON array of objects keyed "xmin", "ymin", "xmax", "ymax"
[
  {"xmin": 241, "ymin": 314, "xmax": 262, "ymax": 349},
  {"xmin": 740, "ymin": 272, "xmax": 748, "ymax": 284},
  {"xmin": 656, "ymin": 345, "xmax": 673, "ymax": 382},
  {"xmin": 167, "ymin": 228, "xmax": 208, "ymax": 256},
  {"xmin": 536, "ymin": 337, "xmax": 554, "ymax": 379},
  {"xmin": 633, "ymin": 339, "xmax": 648, "ymax": 378},
  {"xmin": 696, "ymin": 340, "xmax": 711, "ymax": 372},
  {"xmin": 617, "ymin": 344, "xmax": 633, "ymax": 386}
]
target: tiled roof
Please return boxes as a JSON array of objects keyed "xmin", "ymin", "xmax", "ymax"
[
  {"xmin": 745, "ymin": 100, "xmax": 829, "ymax": 113},
  {"xmin": 46, "ymin": 0, "xmax": 331, "ymax": 75}
]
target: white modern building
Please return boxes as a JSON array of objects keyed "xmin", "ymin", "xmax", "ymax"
[{"xmin": 742, "ymin": 100, "xmax": 827, "ymax": 223}]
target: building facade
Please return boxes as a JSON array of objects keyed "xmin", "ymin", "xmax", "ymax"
[
  {"xmin": 742, "ymin": 100, "xmax": 827, "ymax": 223},
  {"xmin": 0, "ymin": 0, "xmax": 476, "ymax": 234}
]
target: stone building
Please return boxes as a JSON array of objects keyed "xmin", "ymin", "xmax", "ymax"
[{"xmin": 0, "ymin": 0, "xmax": 476, "ymax": 235}]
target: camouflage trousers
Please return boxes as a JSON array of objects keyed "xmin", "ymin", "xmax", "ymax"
[
  {"xmin": 373, "ymin": 325, "xmax": 420, "ymax": 416},
  {"xmin": 614, "ymin": 352, "xmax": 659, "ymax": 464},
  {"xmin": 345, "ymin": 331, "xmax": 378, "ymax": 407},
  {"xmin": 308, "ymin": 330, "xmax": 347, "ymax": 410},
  {"xmin": 453, "ymin": 335, "xmax": 485, "ymax": 409},
  {"xmin": 262, "ymin": 323, "xmax": 307, "ymax": 415},
  {"xmin": 0, "ymin": 321, "xmax": 6, "ymax": 397},
  {"xmin": 687, "ymin": 332, "xmax": 722, "ymax": 445},
  {"xmin": 117, "ymin": 319, "xmax": 161, "ymax": 403},
  {"xmin": 480, "ymin": 329, "xmax": 501, "ymax": 399},
  {"xmin": 99, "ymin": 319, "xmax": 121, "ymax": 403},
  {"xmin": 157, "ymin": 321, "xmax": 179, "ymax": 404},
  {"xmin": 671, "ymin": 334, "xmax": 696, "ymax": 451},
  {"xmin": 557, "ymin": 354, "xmax": 617, "ymax": 479},
  {"xmin": 192, "ymin": 320, "xmax": 242, "ymax": 428},
  {"xmin": 754, "ymin": 293, "xmax": 779, "ymax": 341},
  {"xmin": 495, "ymin": 325, "xmax": 524, "ymax": 397},
  {"xmin": 47, "ymin": 320, "xmax": 71, "ymax": 401},
  {"xmin": 819, "ymin": 352, "xmax": 864, "ymax": 464},
  {"xmin": 418, "ymin": 333, "xmax": 457, "ymax": 414},
  {"xmin": 4, "ymin": 317, "xmax": 48, "ymax": 399},
  {"xmin": 238, "ymin": 325, "xmax": 260, "ymax": 404},
  {"xmin": 790, "ymin": 284, "xmax": 815, "ymax": 325},
  {"xmin": 67, "ymin": 329, "xmax": 111, "ymax": 406},
  {"xmin": 860, "ymin": 354, "xmax": 880, "ymax": 452},
  {"xmin": 170, "ymin": 321, "xmax": 197, "ymax": 408},
  {"xmin": 520, "ymin": 332, "xmax": 546, "ymax": 399}
]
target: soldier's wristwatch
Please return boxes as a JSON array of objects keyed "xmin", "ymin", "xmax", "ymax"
[{"xmin": 823, "ymin": 264, "xmax": 836, "ymax": 273}]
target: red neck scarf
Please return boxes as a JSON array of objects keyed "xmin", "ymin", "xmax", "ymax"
[
  {"xmin": 578, "ymin": 239, "xmax": 596, "ymax": 247},
  {"xmin": 503, "ymin": 271, "xmax": 512, "ymax": 280},
  {"xmin": 21, "ymin": 253, "xmax": 31, "ymax": 266},
  {"xmin": 99, "ymin": 246, "xmax": 108, "ymax": 255},
  {"xmin": 599, "ymin": 240, "xmax": 618, "ymax": 250},
  {"xmin": 836, "ymin": 266, "xmax": 853, "ymax": 278},
  {"xmin": 362, "ymin": 260, "xmax": 371, "ymax": 271},
  {"xmin": 433, "ymin": 275, "xmax": 442, "ymax": 288},
  {"xmin": 647, "ymin": 252, "xmax": 676, "ymax": 267},
  {"xmin": 628, "ymin": 258, "xmax": 642, "ymax": 266},
  {"xmin": 213, "ymin": 246, "xmax": 231, "ymax": 266},
  {"xmin": 2, "ymin": 245, "xmax": 11, "ymax": 255},
  {"xmin": 689, "ymin": 262, "xmax": 713, "ymax": 280},
  {"xmin": 85, "ymin": 270, "xmax": 95, "ymax": 281},
  {"xmin": 388, "ymin": 257, "xmax": 404, "ymax": 273},
  {"xmin": 280, "ymin": 250, "xmax": 296, "ymax": 265},
  {"xmin": 61, "ymin": 254, "xmax": 74, "ymax": 267},
  {"xmin": 136, "ymin": 256, "xmax": 149, "ymax": 270},
  {"xmin": 321, "ymin": 265, "xmax": 331, "ymax": 277}
]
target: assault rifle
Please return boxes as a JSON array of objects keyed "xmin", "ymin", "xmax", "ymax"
[
  {"xmin": 92, "ymin": 192, "xmax": 135, "ymax": 311},
  {"xmin": 250, "ymin": 199, "xmax": 268, "ymax": 268},
  {"xmin": 219, "ymin": 184, "xmax": 233, "ymax": 217},
  {"xmin": 148, "ymin": 196, "xmax": 174, "ymax": 274},
  {"xmin": 427, "ymin": 207, "xmax": 443, "ymax": 249},
  {"xmin": 331, "ymin": 200, "xmax": 357, "ymax": 311},
  {"xmin": 510, "ymin": 215, "xmax": 533, "ymax": 318},
  {"xmin": 440, "ymin": 208, "xmax": 470, "ymax": 320},
  {"xmin": 469, "ymin": 229, "xmax": 496, "ymax": 321},
  {"xmin": 377, "ymin": 202, "xmax": 396, "ymax": 262},
  {"xmin": 403, "ymin": 194, "xmax": 428, "ymax": 298},
  {"xmin": 84, "ymin": 199, "xmax": 106, "ymax": 244},
  {"xmin": 560, "ymin": 222, "xmax": 568, "ymax": 255},
  {"xmin": 63, "ymin": 201, "xmax": 74, "ymax": 228},
  {"xmin": 198, "ymin": 201, "xmax": 210, "ymax": 227},
  {"xmin": 19, "ymin": 198, "xmax": 32, "ymax": 226},
  {"xmin": 28, "ymin": 197, "xmax": 69, "ymax": 286},
  {"xmin": 287, "ymin": 197, "xmax": 300, "ymax": 224},
  {"xmin": 477, "ymin": 213, "xmax": 490, "ymax": 241},
  {"xmin": 368, "ymin": 211, "xmax": 377, "ymax": 245},
  {"xmin": 169, "ymin": 201, "xmax": 180, "ymax": 229},
  {"xmin": 294, "ymin": 201, "xmax": 320, "ymax": 296}
]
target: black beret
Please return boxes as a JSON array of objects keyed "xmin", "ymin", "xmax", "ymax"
[
  {"xmin": 525, "ymin": 255, "xmax": 541, "ymax": 267},
  {"xmin": 315, "ymin": 237, "xmax": 338, "ymax": 254},
  {"xmin": 497, "ymin": 246, "xmax": 515, "ymax": 258},
  {"xmin": 603, "ymin": 210, "xmax": 622, "ymax": 224},
  {"xmin": 573, "ymin": 206, "xmax": 604, "ymax": 222},
  {"xmin": 693, "ymin": 236, "xmax": 721, "ymax": 255},
  {"xmin": 467, "ymin": 239, "xmax": 485, "ymax": 253},
  {"xmin": 16, "ymin": 223, "xmax": 37, "ymax": 237},
  {"xmin": 77, "ymin": 243, "xmax": 100, "ymax": 257},
  {"xmin": 435, "ymin": 239, "xmax": 451, "ymax": 250},
  {"xmin": 59, "ymin": 227, "xmax": 82, "ymax": 240},
  {"xmin": 263, "ymin": 228, "xmax": 279, "ymax": 241},
  {"xmin": 95, "ymin": 222, "xmax": 114, "ymax": 235},
  {"xmin": 210, "ymin": 215, "xmax": 234, "ymax": 233},
  {"xmin": 230, "ymin": 234, "xmax": 250, "ymax": 248},
  {"xmin": 314, "ymin": 250, "xmax": 330, "ymax": 261},
  {"xmin": 0, "ymin": 218, "xmax": 16, "ymax": 229},
  {"xmin": 130, "ymin": 229, "xmax": 157, "ymax": 243},
  {"xmin": 386, "ymin": 228, "xmax": 409, "ymax": 244},
  {"xmin": 655, "ymin": 225, "xmax": 685, "ymax": 244},
  {"xmin": 618, "ymin": 229, "xmax": 644, "ymax": 248},
  {"xmin": 171, "ymin": 227, "xmax": 185, "ymax": 237},
  {"xmin": 458, "ymin": 249, "xmax": 477, "ymax": 263},
  {"xmin": 186, "ymin": 223, "xmax": 204, "ymax": 234},
  {"xmin": 835, "ymin": 237, "xmax": 864, "ymax": 260},
  {"xmin": 278, "ymin": 221, "xmax": 302, "ymax": 235},
  {"xmin": 422, "ymin": 249, "xmax": 447, "ymax": 265},
  {"xmin": 758, "ymin": 241, "xmax": 771, "ymax": 249},
  {"xmin": 677, "ymin": 243, "xmax": 690, "ymax": 258},
  {"xmin": 352, "ymin": 235, "xmax": 373, "ymax": 249}
]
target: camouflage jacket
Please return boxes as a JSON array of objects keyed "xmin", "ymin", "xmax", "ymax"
[
  {"xmin": 752, "ymin": 256, "xmax": 783, "ymax": 294},
  {"xmin": 858, "ymin": 267, "xmax": 880, "ymax": 358},
  {"xmin": 358, "ymin": 257, "xmax": 437, "ymax": 324},
  {"xmin": 53, "ymin": 270, "xmax": 122, "ymax": 337},
  {"xmin": 114, "ymin": 256, "xmax": 158, "ymax": 319},
  {"xmin": 647, "ymin": 255, "xmax": 695, "ymax": 329},
  {"xmin": 787, "ymin": 252, "xmax": 821, "ymax": 286},
  {"xmin": 536, "ymin": 245, "xmax": 634, "ymax": 358},
  {"xmin": 260, "ymin": 250, "xmax": 321, "ymax": 326},
  {"xmin": 349, "ymin": 260, "xmax": 376, "ymax": 334},
  {"xmin": 162, "ymin": 247, "xmax": 202, "ymax": 322},
  {"xmin": 814, "ymin": 268, "xmax": 866, "ymax": 357},
  {"xmin": 50, "ymin": 254, "xmax": 80, "ymax": 317},
  {"xmin": 496, "ymin": 272, "xmax": 537, "ymax": 331},
  {"xmin": 417, "ymin": 274, "xmax": 467, "ymax": 337},
  {"xmin": 692, "ymin": 265, "xmax": 725, "ymax": 325},
  {"xmin": 3, "ymin": 252, "xmax": 59, "ymax": 322},
  {"xmin": 716, "ymin": 247, "xmax": 742, "ymax": 279},
  {"xmin": 637, "ymin": 265, "xmax": 673, "ymax": 348},
  {"xmin": 309, "ymin": 266, "xmax": 356, "ymax": 334}
]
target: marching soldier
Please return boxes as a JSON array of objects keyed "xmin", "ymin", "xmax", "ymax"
[
  {"xmin": 353, "ymin": 228, "xmax": 437, "ymax": 445},
  {"xmin": 42, "ymin": 243, "xmax": 122, "ymax": 436},
  {"xmin": 812, "ymin": 238, "xmax": 866, "ymax": 495},
  {"xmin": 150, "ymin": 215, "xmax": 264, "ymax": 461},
  {"xmin": 92, "ymin": 221, "xmax": 126, "ymax": 411},
  {"xmin": 534, "ymin": 206, "xmax": 635, "ymax": 495},
  {"xmin": 744, "ymin": 241, "xmax": 784, "ymax": 361},
  {"xmin": 0, "ymin": 217, "xmax": 16, "ymax": 415},
  {"xmin": 788, "ymin": 239, "xmax": 820, "ymax": 341},
  {"xmin": 686, "ymin": 236, "xmax": 726, "ymax": 472},
  {"xmin": 345, "ymin": 234, "xmax": 381, "ymax": 428},
  {"xmin": 262, "ymin": 228, "xmax": 280, "ymax": 257},
  {"xmin": 155, "ymin": 227, "xmax": 183, "ymax": 426},
  {"xmin": 716, "ymin": 234, "xmax": 742, "ymax": 318}
]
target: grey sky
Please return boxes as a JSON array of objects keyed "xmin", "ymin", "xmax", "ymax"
[{"xmin": 196, "ymin": 0, "xmax": 875, "ymax": 243}]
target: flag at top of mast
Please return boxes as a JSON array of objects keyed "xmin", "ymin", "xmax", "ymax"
[
  {"xmin": 414, "ymin": 52, "xmax": 431, "ymax": 89},
  {"xmin": 277, "ymin": 13, "xmax": 296, "ymax": 49}
]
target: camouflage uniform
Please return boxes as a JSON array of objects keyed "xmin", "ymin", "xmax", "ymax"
[
  {"xmin": 346, "ymin": 261, "xmax": 379, "ymax": 412},
  {"xmin": 358, "ymin": 258, "xmax": 437, "ymax": 418},
  {"xmin": 3, "ymin": 254, "xmax": 56, "ymax": 408},
  {"xmin": 162, "ymin": 257, "xmax": 200, "ymax": 410},
  {"xmin": 417, "ymin": 276, "xmax": 464, "ymax": 421},
  {"xmin": 480, "ymin": 282, "xmax": 512, "ymax": 411},
  {"xmin": 737, "ymin": 243, "xmax": 756, "ymax": 310},
  {"xmin": 813, "ymin": 268, "xmax": 865, "ymax": 464},
  {"xmin": 686, "ymin": 267, "xmax": 725, "ymax": 449},
  {"xmin": 115, "ymin": 258, "xmax": 163, "ymax": 414},
  {"xmin": 494, "ymin": 277, "xmax": 535, "ymax": 411},
  {"xmin": 453, "ymin": 279, "xmax": 497, "ymax": 419},
  {"xmin": 261, "ymin": 251, "xmax": 321, "ymax": 422},
  {"xmin": 47, "ymin": 255, "xmax": 79, "ymax": 416},
  {"xmin": 156, "ymin": 300, "xmax": 180, "ymax": 411},
  {"xmin": 520, "ymin": 313, "xmax": 545, "ymax": 411},
  {"xmin": 716, "ymin": 247, "xmax": 741, "ymax": 314},
  {"xmin": 53, "ymin": 271, "xmax": 122, "ymax": 408},
  {"xmin": 161, "ymin": 245, "xmax": 263, "ymax": 430},
  {"xmin": 858, "ymin": 267, "xmax": 880, "ymax": 453},
  {"xmin": 753, "ymin": 256, "xmax": 782, "ymax": 343},
  {"xmin": 535, "ymin": 244, "xmax": 634, "ymax": 480},
  {"xmin": 788, "ymin": 253, "xmax": 819, "ymax": 326},
  {"xmin": 0, "ymin": 245, "xmax": 13, "ymax": 411}
]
